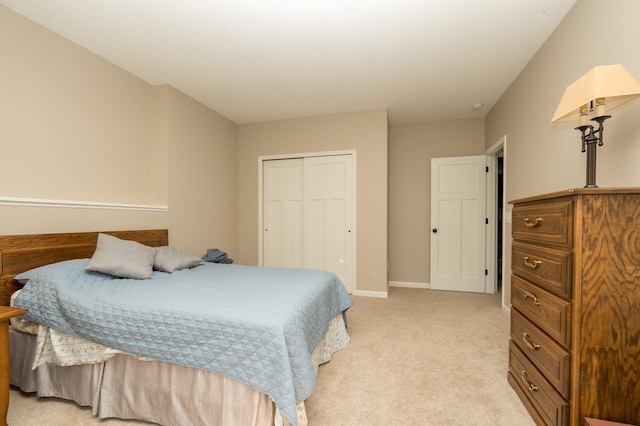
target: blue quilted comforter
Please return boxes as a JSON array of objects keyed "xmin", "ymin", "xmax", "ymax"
[{"xmin": 14, "ymin": 260, "xmax": 353, "ymax": 425}]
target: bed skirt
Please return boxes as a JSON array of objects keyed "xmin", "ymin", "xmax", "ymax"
[{"xmin": 9, "ymin": 314, "xmax": 349, "ymax": 426}]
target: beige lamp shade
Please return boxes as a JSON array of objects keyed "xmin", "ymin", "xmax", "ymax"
[{"xmin": 551, "ymin": 64, "xmax": 640, "ymax": 123}]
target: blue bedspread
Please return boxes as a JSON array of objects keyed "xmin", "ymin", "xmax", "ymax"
[{"xmin": 14, "ymin": 260, "xmax": 353, "ymax": 425}]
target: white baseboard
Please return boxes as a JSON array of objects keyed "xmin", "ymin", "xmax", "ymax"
[
  {"xmin": 352, "ymin": 290, "xmax": 388, "ymax": 298},
  {"xmin": 388, "ymin": 281, "xmax": 430, "ymax": 289},
  {"xmin": 352, "ymin": 282, "xmax": 430, "ymax": 298}
]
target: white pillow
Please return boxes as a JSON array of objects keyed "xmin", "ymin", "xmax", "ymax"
[
  {"xmin": 85, "ymin": 233, "xmax": 155, "ymax": 279},
  {"xmin": 153, "ymin": 246, "xmax": 204, "ymax": 273}
]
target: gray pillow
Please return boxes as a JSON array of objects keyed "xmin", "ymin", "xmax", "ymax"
[
  {"xmin": 153, "ymin": 246, "xmax": 204, "ymax": 273},
  {"xmin": 85, "ymin": 233, "xmax": 155, "ymax": 279}
]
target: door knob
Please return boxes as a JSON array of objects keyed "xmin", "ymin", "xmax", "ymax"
[{"xmin": 432, "ymin": 228, "xmax": 438, "ymax": 233}]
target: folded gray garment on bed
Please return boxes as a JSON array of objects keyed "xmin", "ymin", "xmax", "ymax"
[{"xmin": 201, "ymin": 248, "xmax": 228, "ymax": 262}]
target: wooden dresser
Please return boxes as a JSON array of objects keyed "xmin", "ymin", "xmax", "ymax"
[{"xmin": 507, "ymin": 188, "xmax": 640, "ymax": 426}]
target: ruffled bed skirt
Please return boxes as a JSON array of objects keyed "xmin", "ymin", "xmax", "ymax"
[{"xmin": 9, "ymin": 314, "xmax": 349, "ymax": 426}]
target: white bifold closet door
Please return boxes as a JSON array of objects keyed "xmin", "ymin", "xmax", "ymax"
[{"xmin": 263, "ymin": 155, "xmax": 353, "ymax": 293}]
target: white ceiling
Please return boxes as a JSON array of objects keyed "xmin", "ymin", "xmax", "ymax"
[{"xmin": 1, "ymin": 0, "xmax": 577, "ymax": 125}]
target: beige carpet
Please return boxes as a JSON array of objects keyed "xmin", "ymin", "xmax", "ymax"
[{"xmin": 7, "ymin": 287, "xmax": 535, "ymax": 426}]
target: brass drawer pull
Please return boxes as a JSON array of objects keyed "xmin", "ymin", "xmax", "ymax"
[
  {"xmin": 520, "ymin": 370, "xmax": 539, "ymax": 392},
  {"xmin": 522, "ymin": 332, "xmax": 541, "ymax": 350},
  {"xmin": 523, "ymin": 256, "xmax": 542, "ymax": 269},
  {"xmin": 522, "ymin": 291, "xmax": 541, "ymax": 306},
  {"xmin": 523, "ymin": 217, "xmax": 543, "ymax": 227}
]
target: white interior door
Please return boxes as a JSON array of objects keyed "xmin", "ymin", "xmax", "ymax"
[
  {"xmin": 263, "ymin": 158, "xmax": 304, "ymax": 268},
  {"xmin": 262, "ymin": 154, "xmax": 354, "ymax": 293},
  {"xmin": 304, "ymin": 155, "xmax": 353, "ymax": 291},
  {"xmin": 430, "ymin": 155, "xmax": 487, "ymax": 293}
]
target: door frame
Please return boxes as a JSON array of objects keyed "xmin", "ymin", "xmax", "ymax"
[
  {"xmin": 258, "ymin": 150, "xmax": 357, "ymax": 291},
  {"xmin": 485, "ymin": 136, "xmax": 507, "ymax": 304}
]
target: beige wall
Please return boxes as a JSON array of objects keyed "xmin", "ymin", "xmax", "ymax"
[
  {"xmin": 388, "ymin": 119, "xmax": 485, "ymax": 284},
  {"xmin": 1, "ymin": 6, "xmax": 165, "ymax": 206},
  {"xmin": 237, "ymin": 110, "xmax": 389, "ymax": 294},
  {"xmin": 485, "ymin": 0, "xmax": 640, "ymax": 306},
  {"xmin": 164, "ymin": 86, "xmax": 239, "ymax": 257},
  {"xmin": 0, "ymin": 6, "xmax": 238, "ymax": 258}
]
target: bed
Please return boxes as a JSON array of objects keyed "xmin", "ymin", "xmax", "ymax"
[{"xmin": 0, "ymin": 229, "xmax": 352, "ymax": 426}]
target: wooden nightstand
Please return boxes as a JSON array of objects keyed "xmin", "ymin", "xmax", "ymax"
[{"xmin": 1, "ymin": 306, "xmax": 26, "ymax": 426}]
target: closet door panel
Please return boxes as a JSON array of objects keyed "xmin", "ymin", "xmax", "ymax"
[
  {"xmin": 304, "ymin": 156, "xmax": 353, "ymax": 291},
  {"xmin": 263, "ymin": 159, "xmax": 304, "ymax": 268}
]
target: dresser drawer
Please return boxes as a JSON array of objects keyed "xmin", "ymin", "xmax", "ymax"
[
  {"xmin": 509, "ymin": 340, "xmax": 569, "ymax": 426},
  {"xmin": 511, "ymin": 309, "xmax": 570, "ymax": 398},
  {"xmin": 512, "ymin": 242, "xmax": 572, "ymax": 299},
  {"xmin": 512, "ymin": 200, "xmax": 573, "ymax": 248},
  {"xmin": 511, "ymin": 274, "xmax": 571, "ymax": 348}
]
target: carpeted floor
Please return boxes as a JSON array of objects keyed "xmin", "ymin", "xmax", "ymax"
[{"xmin": 7, "ymin": 287, "xmax": 534, "ymax": 425}]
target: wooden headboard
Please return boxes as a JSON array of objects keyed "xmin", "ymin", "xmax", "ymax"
[{"xmin": 0, "ymin": 229, "xmax": 168, "ymax": 306}]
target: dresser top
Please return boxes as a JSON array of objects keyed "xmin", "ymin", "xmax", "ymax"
[{"xmin": 509, "ymin": 187, "xmax": 640, "ymax": 205}]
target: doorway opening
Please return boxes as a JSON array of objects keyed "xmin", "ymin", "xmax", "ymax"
[{"xmin": 486, "ymin": 135, "xmax": 507, "ymax": 308}]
